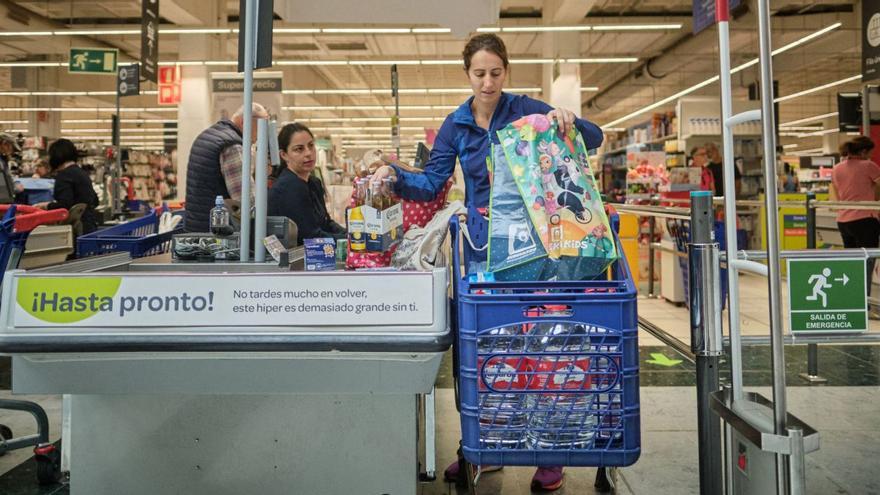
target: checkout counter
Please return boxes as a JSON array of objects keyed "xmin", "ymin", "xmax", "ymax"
[{"xmin": 0, "ymin": 249, "xmax": 451, "ymax": 494}]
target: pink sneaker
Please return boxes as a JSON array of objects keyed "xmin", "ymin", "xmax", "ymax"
[
  {"xmin": 443, "ymin": 459, "xmax": 502, "ymax": 483},
  {"xmin": 531, "ymin": 466, "xmax": 565, "ymax": 492}
]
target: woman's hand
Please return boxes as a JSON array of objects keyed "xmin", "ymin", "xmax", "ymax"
[
  {"xmin": 370, "ymin": 165, "xmax": 397, "ymax": 185},
  {"xmin": 547, "ymin": 108, "xmax": 577, "ymax": 137}
]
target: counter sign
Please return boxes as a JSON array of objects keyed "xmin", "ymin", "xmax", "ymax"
[{"xmin": 787, "ymin": 258, "xmax": 868, "ymax": 334}]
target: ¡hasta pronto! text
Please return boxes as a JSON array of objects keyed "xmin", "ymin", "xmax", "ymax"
[
  {"xmin": 231, "ymin": 288, "xmax": 418, "ymax": 315},
  {"xmin": 29, "ymin": 291, "xmax": 215, "ymax": 317}
]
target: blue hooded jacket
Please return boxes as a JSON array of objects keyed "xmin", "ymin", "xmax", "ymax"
[{"xmin": 392, "ymin": 92, "xmax": 603, "ymax": 209}]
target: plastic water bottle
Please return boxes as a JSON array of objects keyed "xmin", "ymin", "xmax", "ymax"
[
  {"xmin": 477, "ymin": 326, "xmax": 531, "ymax": 449},
  {"xmin": 526, "ymin": 321, "xmax": 596, "ymax": 449},
  {"xmin": 210, "ymin": 196, "xmax": 234, "ymax": 237}
]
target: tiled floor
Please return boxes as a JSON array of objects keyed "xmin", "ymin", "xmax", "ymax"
[{"xmin": 0, "ymin": 273, "xmax": 878, "ymax": 494}]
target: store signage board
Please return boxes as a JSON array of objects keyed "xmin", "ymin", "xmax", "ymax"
[
  {"xmin": 157, "ymin": 66, "xmax": 180, "ymax": 105},
  {"xmin": 141, "ymin": 0, "xmax": 159, "ymax": 83},
  {"xmin": 212, "ymin": 77, "xmax": 283, "ymax": 93},
  {"xmin": 117, "ymin": 64, "xmax": 139, "ymax": 97},
  {"xmin": 9, "ymin": 273, "xmax": 434, "ymax": 329},
  {"xmin": 68, "ymin": 48, "xmax": 118, "ymax": 74},
  {"xmin": 787, "ymin": 258, "xmax": 868, "ymax": 334},
  {"xmin": 692, "ymin": 0, "xmax": 742, "ymax": 34}
]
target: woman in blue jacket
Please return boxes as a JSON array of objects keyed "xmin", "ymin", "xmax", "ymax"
[{"xmin": 372, "ymin": 33, "xmax": 603, "ymax": 492}]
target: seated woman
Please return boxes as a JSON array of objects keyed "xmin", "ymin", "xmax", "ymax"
[
  {"xmin": 269, "ymin": 123, "xmax": 345, "ymax": 245},
  {"xmin": 36, "ymin": 138, "xmax": 99, "ymax": 234}
]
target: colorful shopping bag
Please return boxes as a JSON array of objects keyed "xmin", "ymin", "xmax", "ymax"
[{"xmin": 488, "ymin": 114, "xmax": 618, "ymax": 280}]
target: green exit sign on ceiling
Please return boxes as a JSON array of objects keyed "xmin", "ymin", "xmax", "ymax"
[{"xmin": 69, "ymin": 48, "xmax": 118, "ymax": 74}]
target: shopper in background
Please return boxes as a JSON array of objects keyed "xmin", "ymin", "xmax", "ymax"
[
  {"xmin": 268, "ymin": 123, "xmax": 345, "ymax": 245},
  {"xmin": 371, "ymin": 32, "xmax": 603, "ymax": 492},
  {"xmin": 831, "ymin": 136, "xmax": 880, "ymax": 298},
  {"xmin": 780, "ymin": 163, "xmax": 799, "ymax": 192},
  {"xmin": 183, "ymin": 102, "xmax": 269, "ymax": 232},
  {"xmin": 0, "ymin": 132, "xmax": 20, "ymax": 172},
  {"xmin": 705, "ymin": 142, "xmax": 741, "ymax": 198},
  {"xmin": 34, "ymin": 138, "xmax": 99, "ymax": 234},
  {"xmin": 691, "ymin": 146, "xmax": 715, "ymax": 194}
]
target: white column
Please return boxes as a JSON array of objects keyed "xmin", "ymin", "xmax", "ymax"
[
  {"xmin": 177, "ymin": 66, "xmax": 213, "ymax": 200},
  {"xmin": 175, "ymin": 1, "xmax": 223, "ymax": 201},
  {"xmin": 26, "ymin": 69, "xmax": 61, "ymax": 138},
  {"xmin": 541, "ymin": 4, "xmax": 583, "ymax": 114},
  {"xmin": 821, "ymin": 117, "xmax": 840, "ymax": 155}
]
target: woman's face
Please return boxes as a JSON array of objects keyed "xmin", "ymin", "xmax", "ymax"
[
  {"xmin": 280, "ymin": 131, "xmax": 316, "ymax": 177},
  {"xmin": 466, "ymin": 50, "xmax": 507, "ymax": 106}
]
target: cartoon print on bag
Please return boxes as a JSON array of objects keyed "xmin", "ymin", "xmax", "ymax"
[{"xmin": 579, "ymin": 224, "xmax": 614, "ymax": 258}]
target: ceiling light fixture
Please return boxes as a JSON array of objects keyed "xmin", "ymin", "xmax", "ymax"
[
  {"xmin": 774, "ymin": 75, "xmax": 861, "ymax": 103},
  {"xmin": 601, "ymin": 23, "xmax": 842, "ymax": 129},
  {"xmin": 779, "ymin": 112, "xmax": 839, "ymax": 127}
]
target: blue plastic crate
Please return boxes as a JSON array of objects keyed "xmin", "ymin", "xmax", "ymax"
[
  {"xmin": 76, "ymin": 209, "xmax": 181, "ymax": 258},
  {"xmin": 449, "ymin": 212, "xmax": 641, "ymax": 468}
]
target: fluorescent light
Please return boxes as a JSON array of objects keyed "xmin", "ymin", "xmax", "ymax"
[
  {"xmin": 581, "ymin": 87, "xmax": 600, "ymax": 91},
  {"xmin": 797, "ymin": 128, "xmax": 839, "ymax": 137},
  {"xmin": 322, "ymin": 28, "xmax": 411, "ymax": 34},
  {"xmin": 0, "ymin": 62, "xmax": 62, "ymax": 67},
  {"xmin": 476, "ymin": 27, "xmax": 502, "ymax": 33},
  {"xmin": 509, "ymin": 58, "xmax": 555, "ymax": 64},
  {"xmin": 782, "ymin": 144, "xmax": 799, "ymax": 149},
  {"xmin": 0, "ymin": 107, "xmax": 177, "ymax": 113},
  {"xmin": 0, "ymin": 120, "xmax": 27, "ymax": 124},
  {"xmin": 61, "ymin": 29, "xmax": 139, "ymax": 36},
  {"xmin": 284, "ymin": 105, "xmax": 457, "ymax": 111},
  {"xmin": 566, "ymin": 57, "xmax": 637, "ymax": 63},
  {"xmin": 62, "ymin": 119, "xmax": 177, "ymax": 124},
  {"xmin": 601, "ymin": 23, "xmax": 841, "ymax": 129},
  {"xmin": 0, "ymin": 90, "xmax": 153, "ymax": 96},
  {"xmin": 412, "ymin": 28, "xmax": 451, "ymax": 33},
  {"xmin": 275, "ymin": 60, "xmax": 349, "ymax": 66},
  {"xmin": 296, "ymin": 117, "xmax": 443, "ymax": 123},
  {"xmin": 603, "ymin": 76, "xmax": 720, "ymax": 129},
  {"xmin": 274, "ymin": 28, "xmax": 322, "ymax": 34},
  {"xmin": 349, "ymin": 60, "xmax": 421, "ymax": 65},
  {"xmin": 164, "ymin": 28, "xmax": 233, "ymax": 34},
  {"xmin": 778, "ymin": 126, "xmax": 823, "ymax": 131},
  {"xmin": 504, "ymin": 26, "xmax": 590, "ymax": 32},
  {"xmin": 62, "ymin": 128, "xmax": 177, "ymax": 134},
  {"xmin": 1, "ymin": 129, "xmax": 27, "ymax": 133},
  {"xmin": 420, "ymin": 60, "xmax": 462, "ymax": 65},
  {"xmin": 779, "ymin": 112, "xmax": 839, "ymax": 127},
  {"xmin": 592, "ymin": 24, "xmax": 682, "ymax": 31},
  {"xmin": 0, "ymin": 31, "xmax": 53, "ymax": 36},
  {"xmin": 774, "ymin": 75, "xmax": 861, "ymax": 103}
]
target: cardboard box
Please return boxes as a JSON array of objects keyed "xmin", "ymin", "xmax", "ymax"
[
  {"xmin": 304, "ymin": 238, "xmax": 336, "ymax": 271},
  {"xmin": 348, "ymin": 202, "xmax": 403, "ymax": 253}
]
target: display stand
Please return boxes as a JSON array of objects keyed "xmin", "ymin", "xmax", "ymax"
[{"xmin": 0, "ymin": 257, "xmax": 451, "ymax": 494}]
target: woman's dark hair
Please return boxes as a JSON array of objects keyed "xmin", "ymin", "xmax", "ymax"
[
  {"xmin": 278, "ymin": 122, "xmax": 314, "ymax": 151},
  {"xmin": 841, "ymin": 136, "xmax": 875, "ymax": 158},
  {"xmin": 462, "ymin": 33, "xmax": 509, "ymax": 72},
  {"xmin": 47, "ymin": 138, "xmax": 78, "ymax": 170}
]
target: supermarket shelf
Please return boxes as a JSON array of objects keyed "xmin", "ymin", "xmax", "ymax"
[{"xmin": 602, "ymin": 133, "xmax": 678, "ymax": 155}]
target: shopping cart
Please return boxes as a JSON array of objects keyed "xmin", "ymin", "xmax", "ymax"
[
  {"xmin": 76, "ymin": 206, "xmax": 182, "ymax": 259},
  {"xmin": 0, "ymin": 204, "xmax": 69, "ymax": 485},
  {"xmin": 666, "ymin": 219, "xmax": 747, "ymax": 310},
  {"xmin": 448, "ymin": 208, "xmax": 640, "ymax": 492}
]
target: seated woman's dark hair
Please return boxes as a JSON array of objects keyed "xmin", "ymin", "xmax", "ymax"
[
  {"xmin": 48, "ymin": 138, "xmax": 79, "ymax": 170},
  {"xmin": 842, "ymin": 136, "xmax": 875, "ymax": 158},
  {"xmin": 278, "ymin": 122, "xmax": 314, "ymax": 151}
]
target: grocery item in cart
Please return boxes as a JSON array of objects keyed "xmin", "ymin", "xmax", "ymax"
[
  {"xmin": 477, "ymin": 325, "xmax": 532, "ymax": 449},
  {"xmin": 526, "ymin": 321, "xmax": 595, "ymax": 449},
  {"xmin": 488, "ymin": 114, "xmax": 618, "ymax": 280}
]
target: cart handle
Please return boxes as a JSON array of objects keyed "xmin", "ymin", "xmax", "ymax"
[{"xmin": 0, "ymin": 205, "xmax": 69, "ymax": 233}]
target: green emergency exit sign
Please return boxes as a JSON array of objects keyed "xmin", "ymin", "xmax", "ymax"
[
  {"xmin": 69, "ymin": 48, "xmax": 118, "ymax": 74},
  {"xmin": 787, "ymin": 258, "xmax": 868, "ymax": 334}
]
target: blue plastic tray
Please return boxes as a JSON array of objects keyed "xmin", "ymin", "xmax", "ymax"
[
  {"xmin": 76, "ymin": 209, "xmax": 181, "ymax": 258},
  {"xmin": 449, "ymin": 211, "xmax": 641, "ymax": 468}
]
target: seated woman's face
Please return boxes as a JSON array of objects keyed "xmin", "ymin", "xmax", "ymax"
[{"xmin": 282, "ymin": 131, "xmax": 317, "ymax": 177}]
